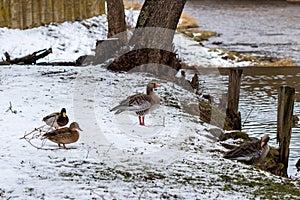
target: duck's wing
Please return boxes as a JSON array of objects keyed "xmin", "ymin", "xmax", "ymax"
[
  {"xmin": 43, "ymin": 127, "xmax": 70, "ymax": 139},
  {"xmin": 43, "ymin": 112, "xmax": 59, "ymax": 121},
  {"xmin": 110, "ymin": 93, "xmax": 152, "ymax": 114},
  {"xmin": 224, "ymin": 141, "xmax": 262, "ymax": 162}
]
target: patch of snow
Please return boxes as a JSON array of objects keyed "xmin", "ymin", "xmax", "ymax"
[{"xmin": 0, "ymin": 16, "xmax": 107, "ymax": 62}]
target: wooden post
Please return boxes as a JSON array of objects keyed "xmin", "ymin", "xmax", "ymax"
[
  {"xmin": 277, "ymin": 86, "xmax": 295, "ymax": 177},
  {"xmin": 224, "ymin": 68, "xmax": 243, "ymax": 130}
]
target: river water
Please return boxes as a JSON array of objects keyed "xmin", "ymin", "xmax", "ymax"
[
  {"xmin": 183, "ymin": 0, "xmax": 300, "ymax": 177},
  {"xmin": 193, "ymin": 67, "xmax": 300, "ymax": 177},
  {"xmin": 184, "ymin": 0, "xmax": 300, "ymax": 65}
]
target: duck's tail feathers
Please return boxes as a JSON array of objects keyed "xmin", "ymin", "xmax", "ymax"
[{"xmin": 110, "ymin": 105, "xmax": 126, "ymax": 114}]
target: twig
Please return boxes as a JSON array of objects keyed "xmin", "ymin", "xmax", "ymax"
[
  {"xmin": 242, "ymin": 107, "xmax": 254, "ymax": 127},
  {"xmin": 90, "ymin": 189, "xmax": 105, "ymax": 199},
  {"xmin": 86, "ymin": 146, "xmax": 91, "ymax": 159},
  {"xmin": 6, "ymin": 101, "xmax": 17, "ymax": 114},
  {"xmin": 138, "ymin": 188, "xmax": 145, "ymax": 200},
  {"xmin": 19, "ymin": 125, "xmax": 46, "ymax": 139},
  {"xmin": 41, "ymin": 70, "xmax": 67, "ymax": 76},
  {"xmin": 103, "ymin": 143, "xmax": 114, "ymax": 156},
  {"xmin": 20, "ymin": 125, "xmax": 63, "ymax": 150},
  {"xmin": 23, "ymin": 137, "xmax": 61, "ymax": 150}
]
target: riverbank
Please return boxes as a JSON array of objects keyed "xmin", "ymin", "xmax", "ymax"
[{"xmin": 1, "ymin": 8, "xmax": 300, "ymax": 199}]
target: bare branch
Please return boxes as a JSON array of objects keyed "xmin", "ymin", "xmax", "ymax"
[{"xmin": 6, "ymin": 101, "xmax": 17, "ymax": 114}]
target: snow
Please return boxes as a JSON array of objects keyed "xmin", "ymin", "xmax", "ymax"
[
  {"xmin": 0, "ymin": 10, "xmax": 251, "ymax": 68},
  {"xmin": 0, "ymin": 11, "xmax": 299, "ymax": 199},
  {"xmin": 0, "ymin": 16, "xmax": 107, "ymax": 62}
]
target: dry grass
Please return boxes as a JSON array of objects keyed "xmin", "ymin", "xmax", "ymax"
[
  {"xmin": 178, "ymin": 29, "xmax": 216, "ymax": 42},
  {"xmin": 124, "ymin": 2, "xmax": 142, "ymax": 10},
  {"xmin": 254, "ymin": 58, "xmax": 295, "ymax": 66},
  {"xmin": 178, "ymin": 13, "xmax": 199, "ymax": 29}
]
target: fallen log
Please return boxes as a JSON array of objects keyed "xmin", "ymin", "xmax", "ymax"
[{"xmin": 1, "ymin": 48, "xmax": 52, "ymax": 65}]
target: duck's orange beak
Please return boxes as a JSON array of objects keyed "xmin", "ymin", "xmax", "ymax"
[
  {"xmin": 260, "ymin": 141, "xmax": 265, "ymax": 147},
  {"xmin": 154, "ymin": 83, "xmax": 160, "ymax": 88}
]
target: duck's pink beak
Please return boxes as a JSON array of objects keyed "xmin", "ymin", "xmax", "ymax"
[
  {"xmin": 154, "ymin": 83, "xmax": 160, "ymax": 88},
  {"xmin": 260, "ymin": 141, "xmax": 265, "ymax": 147}
]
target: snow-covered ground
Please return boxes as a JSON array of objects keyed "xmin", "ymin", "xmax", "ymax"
[
  {"xmin": 0, "ymin": 10, "xmax": 299, "ymax": 199},
  {"xmin": 0, "ymin": 10, "xmax": 251, "ymax": 67},
  {"xmin": 2, "ymin": 65, "xmax": 299, "ymax": 199}
]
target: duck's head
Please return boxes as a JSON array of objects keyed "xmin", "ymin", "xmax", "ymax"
[
  {"xmin": 60, "ymin": 108, "xmax": 67, "ymax": 118},
  {"xmin": 148, "ymin": 82, "xmax": 160, "ymax": 88},
  {"xmin": 260, "ymin": 135, "xmax": 270, "ymax": 147},
  {"xmin": 146, "ymin": 82, "xmax": 160, "ymax": 94},
  {"xmin": 69, "ymin": 122, "xmax": 83, "ymax": 131}
]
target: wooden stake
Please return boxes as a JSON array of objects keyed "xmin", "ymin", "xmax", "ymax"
[
  {"xmin": 224, "ymin": 68, "xmax": 242, "ymax": 130},
  {"xmin": 277, "ymin": 86, "xmax": 295, "ymax": 177}
]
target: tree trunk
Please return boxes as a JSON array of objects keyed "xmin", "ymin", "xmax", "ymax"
[
  {"xmin": 106, "ymin": 0, "xmax": 126, "ymax": 40},
  {"xmin": 108, "ymin": 0, "xmax": 186, "ymax": 77},
  {"xmin": 94, "ymin": 0, "xmax": 127, "ymax": 64}
]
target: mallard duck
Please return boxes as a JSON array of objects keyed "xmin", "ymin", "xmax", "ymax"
[
  {"xmin": 224, "ymin": 135, "xmax": 270, "ymax": 165},
  {"xmin": 42, "ymin": 122, "xmax": 82, "ymax": 149},
  {"xmin": 43, "ymin": 108, "xmax": 69, "ymax": 129},
  {"xmin": 110, "ymin": 82, "xmax": 160, "ymax": 126}
]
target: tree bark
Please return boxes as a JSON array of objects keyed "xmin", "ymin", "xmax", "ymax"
[
  {"xmin": 94, "ymin": 0, "xmax": 127, "ymax": 64},
  {"xmin": 108, "ymin": 0, "xmax": 186, "ymax": 76},
  {"xmin": 106, "ymin": 0, "xmax": 126, "ymax": 43}
]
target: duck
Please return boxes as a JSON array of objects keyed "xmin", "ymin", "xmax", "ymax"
[
  {"xmin": 43, "ymin": 108, "xmax": 69, "ymax": 129},
  {"xmin": 224, "ymin": 135, "xmax": 270, "ymax": 165},
  {"xmin": 110, "ymin": 82, "xmax": 160, "ymax": 126},
  {"xmin": 296, "ymin": 159, "xmax": 300, "ymax": 172},
  {"xmin": 190, "ymin": 73, "xmax": 200, "ymax": 94},
  {"xmin": 42, "ymin": 122, "xmax": 82, "ymax": 149}
]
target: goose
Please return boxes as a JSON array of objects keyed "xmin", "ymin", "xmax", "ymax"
[
  {"xmin": 224, "ymin": 135, "xmax": 270, "ymax": 165},
  {"xmin": 42, "ymin": 122, "xmax": 82, "ymax": 149},
  {"xmin": 110, "ymin": 82, "xmax": 160, "ymax": 126},
  {"xmin": 43, "ymin": 108, "xmax": 69, "ymax": 129}
]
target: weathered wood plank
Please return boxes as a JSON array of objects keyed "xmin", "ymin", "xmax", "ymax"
[
  {"xmin": 23, "ymin": 0, "xmax": 32, "ymax": 28},
  {"xmin": 32, "ymin": 0, "xmax": 41, "ymax": 27},
  {"xmin": 10, "ymin": 0, "xmax": 21, "ymax": 28},
  {"xmin": 52, "ymin": 0, "xmax": 63, "ymax": 23},
  {"xmin": 73, "ymin": 0, "xmax": 80, "ymax": 20},
  {"xmin": 0, "ymin": 0, "xmax": 105, "ymax": 28},
  {"xmin": 0, "ymin": 0, "xmax": 11, "ymax": 27},
  {"xmin": 45, "ymin": 0, "xmax": 53, "ymax": 24}
]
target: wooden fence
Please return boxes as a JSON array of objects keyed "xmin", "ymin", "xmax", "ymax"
[{"xmin": 0, "ymin": 0, "xmax": 105, "ymax": 29}]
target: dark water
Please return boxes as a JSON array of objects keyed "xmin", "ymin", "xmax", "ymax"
[
  {"xmin": 193, "ymin": 66, "xmax": 300, "ymax": 176},
  {"xmin": 183, "ymin": 0, "xmax": 300, "ymax": 176},
  {"xmin": 184, "ymin": 0, "xmax": 300, "ymax": 64}
]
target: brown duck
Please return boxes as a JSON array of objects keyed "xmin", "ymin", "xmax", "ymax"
[
  {"xmin": 43, "ymin": 108, "xmax": 69, "ymax": 129},
  {"xmin": 110, "ymin": 83, "xmax": 160, "ymax": 126},
  {"xmin": 42, "ymin": 122, "xmax": 82, "ymax": 149},
  {"xmin": 224, "ymin": 135, "xmax": 270, "ymax": 165}
]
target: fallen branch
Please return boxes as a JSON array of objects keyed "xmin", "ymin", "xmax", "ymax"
[
  {"xmin": 19, "ymin": 125, "xmax": 46, "ymax": 139},
  {"xmin": 1, "ymin": 48, "xmax": 52, "ymax": 65},
  {"xmin": 24, "ymin": 136, "xmax": 61, "ymax": 151}
]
